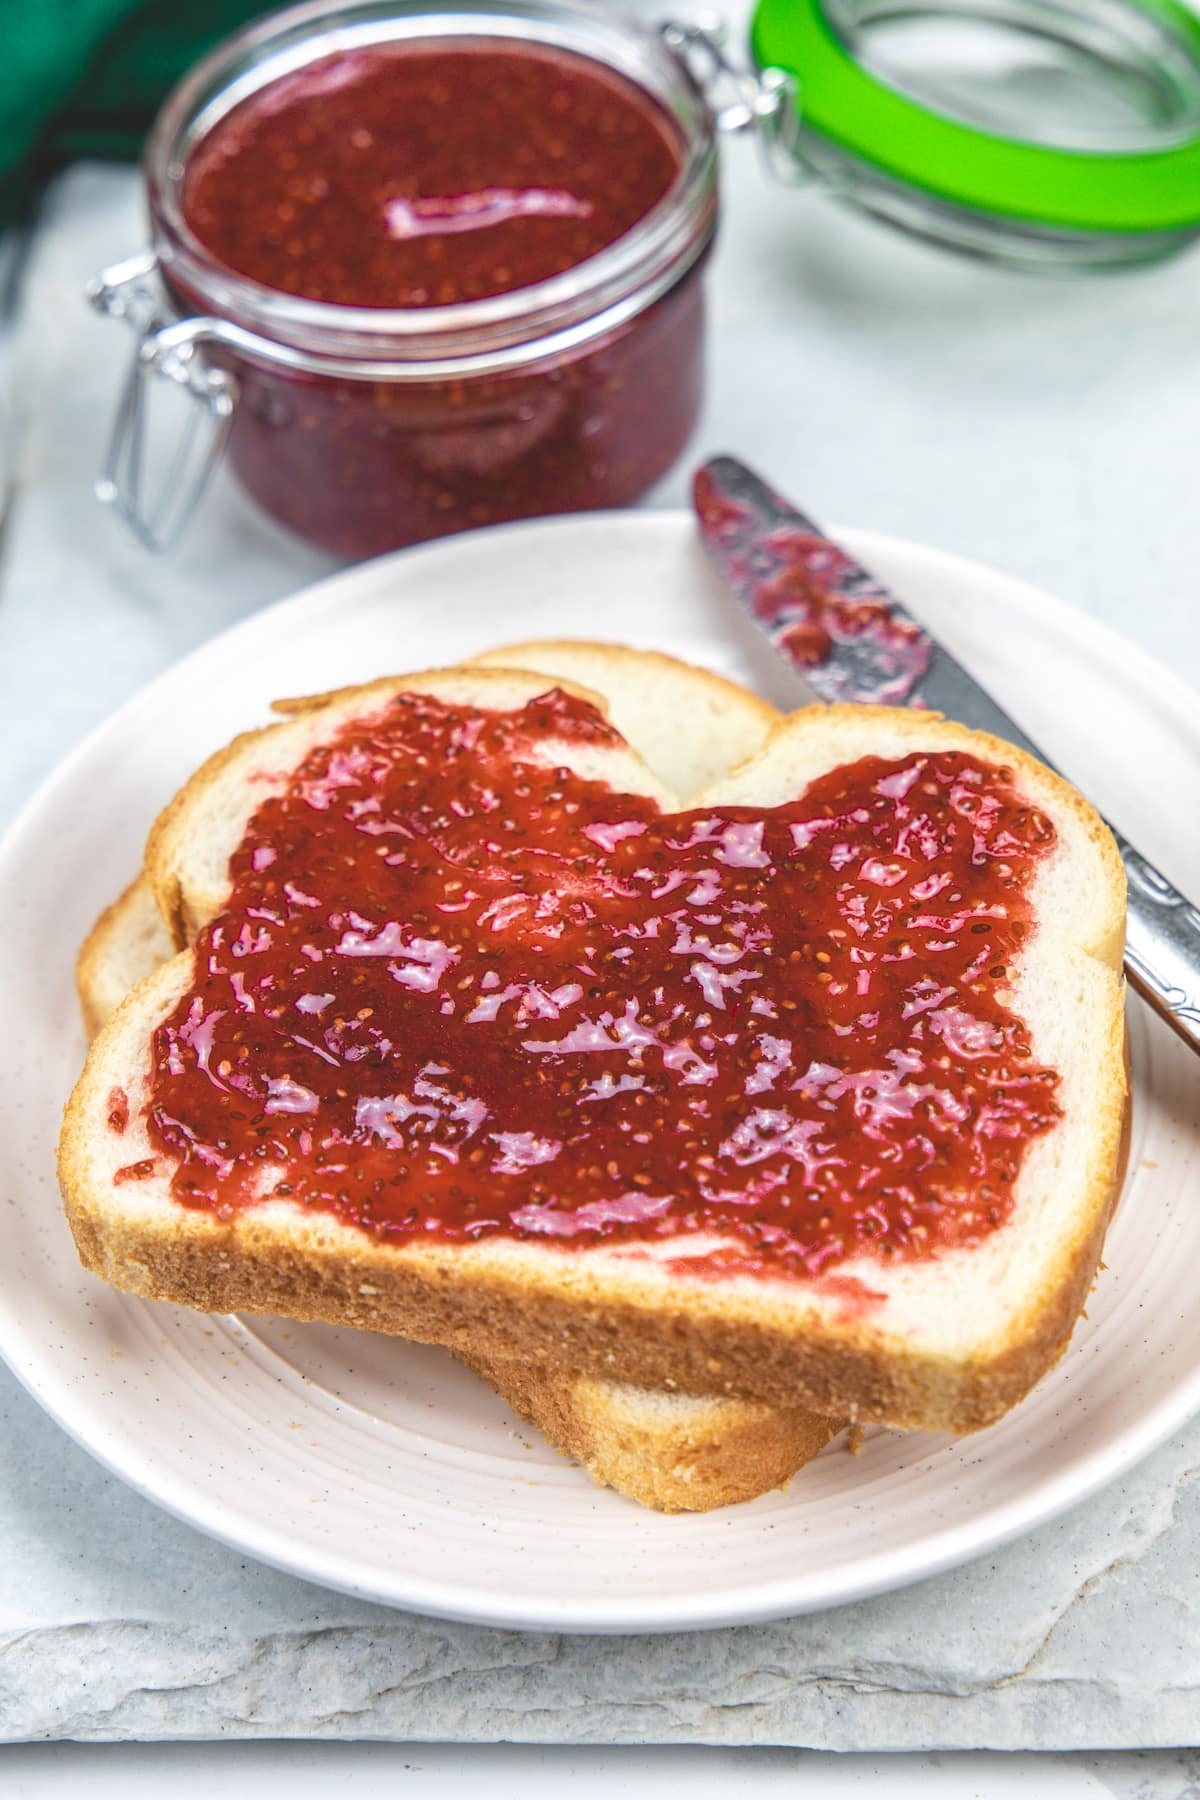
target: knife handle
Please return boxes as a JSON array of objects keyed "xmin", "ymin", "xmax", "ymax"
[{"xmin": 1115, "ymin": 831, "xmax": 1200, "ymax": 1053}]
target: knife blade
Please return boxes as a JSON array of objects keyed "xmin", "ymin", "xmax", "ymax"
[{"xmin": 694, "ymin": 454, "xmax": 1200, "ymax": 1058}]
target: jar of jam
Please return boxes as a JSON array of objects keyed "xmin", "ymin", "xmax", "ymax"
[
  {"xmin": 91, "ymin": 0, "xmax": 1200, "ymax": 557},
  {"xmin": 88, "ymin": 0, "xmax": 724, "ymax": 558}
]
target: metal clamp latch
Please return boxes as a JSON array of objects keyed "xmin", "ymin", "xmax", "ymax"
[
  {"xmin": 660, "ymin": 15, "xmax": 803, "ymax": 182},
  {"xmin": 87, "ymin": 252, "xmax": 238, "ymax": 552}
]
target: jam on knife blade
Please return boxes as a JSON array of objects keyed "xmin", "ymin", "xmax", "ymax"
[
  {"xmin": 693, "ymin": 460, "xmax": 931, "ymax": 707},
  {"xmin": 692, "ymin": 454, "xmax": 1200, "ymax": 1058}
]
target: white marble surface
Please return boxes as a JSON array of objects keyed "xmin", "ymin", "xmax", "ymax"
[{"xmin": 2, "ymin": 30, "xmax": 1200, "ymax": 1780}]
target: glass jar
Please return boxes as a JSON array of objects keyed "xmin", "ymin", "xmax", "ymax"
[
  {"xmin": 91, "ymin": 0, "xmax": 1200, "ymax": 556},
  {"xmin": 89, "ymin": 0, "xmax": 720, "ymax": 558}
]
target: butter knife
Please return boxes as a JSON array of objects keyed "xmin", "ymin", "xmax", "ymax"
[{"xmin": 694, "ymin": 455, "xmax": 1200, "ymax": 1058}]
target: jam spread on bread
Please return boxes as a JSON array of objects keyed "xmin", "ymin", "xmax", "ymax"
[{"xmin": 140, "ymin": 690, "xmax": 1060, "ymax": 1278}]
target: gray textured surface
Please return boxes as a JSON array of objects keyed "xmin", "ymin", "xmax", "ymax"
[{"xmin": 3, "ymin": 139, "xmax": 1200, "ymax": 1750}]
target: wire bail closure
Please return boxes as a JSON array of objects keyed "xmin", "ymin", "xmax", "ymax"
[
  {"xmin": 89, "ymin": 10, "xmax": 783, "ymax": 554},
  {"xmin": 87, "ymin": 253, "xmax": 238, "ymax": 552},
  {"xmin": 660, "ymin": 16, "xmax": 802, "ymax": 182}
]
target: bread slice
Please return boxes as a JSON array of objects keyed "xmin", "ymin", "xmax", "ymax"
[
  {"xmin": 75, "ymin": 871, "xmax": 845, "ymax": 1512},
  {"xmin": 146, "ymin": 665, "xmax": 675, "ymax": 950},
  {"xmin": 466, "ymin": 639, "xmax": 781, "ymax": 802},
  {"xmin": 61, "ymin": 657, "xmax": 1126, "ymax": 1433},
  {"xmin": 151, "ymin": 647, "xmax": 781, "ymax": 949},
  {"xmin": 464, "ymin": 1349, "xmax": 842, "ymax": 1512},
  {"xmin": 76, "ymin": 874, "xmax": 177, "ymax": 1042},
  {"xmin": 77, "ymin": 655, "xmax": 840, "ymax": 1511}
]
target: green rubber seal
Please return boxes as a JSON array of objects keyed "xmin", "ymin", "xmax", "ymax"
[{"xmin": 750, "ymin": 0, "xmax": 1200, "ymax": 234}]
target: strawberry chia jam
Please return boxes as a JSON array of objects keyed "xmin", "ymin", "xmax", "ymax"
[
  {"xmin": 128, "ymin": 690, "xmax": 1062, "ymax": 1281},
  {"xmin": 693, "ymin": 465, "xmax": 934, "ymax": 707},
  {"xmin": 139, "ymin": 2, "xmax": 717, "ymax": 556},
  {"xmin": 182, "ymin": 46, "xmax": 682, "ymax": 309}
]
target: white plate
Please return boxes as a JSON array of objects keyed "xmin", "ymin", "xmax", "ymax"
[{"xmin": 2, "ymin": 512, "xmax": 1197, "ymax": 1634}]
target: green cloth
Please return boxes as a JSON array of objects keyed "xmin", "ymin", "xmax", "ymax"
[{"xmin": 0, "ymin": 0, "xmax": 268, "ymax": 229}]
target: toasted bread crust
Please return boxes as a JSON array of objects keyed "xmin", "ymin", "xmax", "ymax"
[
  {"xmin": 470, "ymin": 639, "xmax": 781, "ymax": 733},
  {"xmin": 58, "ymin": 988, "xmax": 1127, "ymax": 1435},
  {"xmin": 464, "ymin": 1351, "xmax": 843, "ymax": 1511},
  {"xmin": 58, "ymin": 1174, "xmax": 1119, "ymax": 1432},
  {"xmin": 74, "ymin": 875, "xmax": 161, "ymax": 1041}
]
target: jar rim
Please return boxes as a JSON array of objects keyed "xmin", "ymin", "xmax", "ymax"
[{"xmin": 144, "ymin": 0, "xmax": 719, "ymax": 364}]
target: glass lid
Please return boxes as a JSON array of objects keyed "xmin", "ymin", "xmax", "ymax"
[{"xmin": 750, "ymin": 0, "xmax": 1200, "ymax": 262}]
